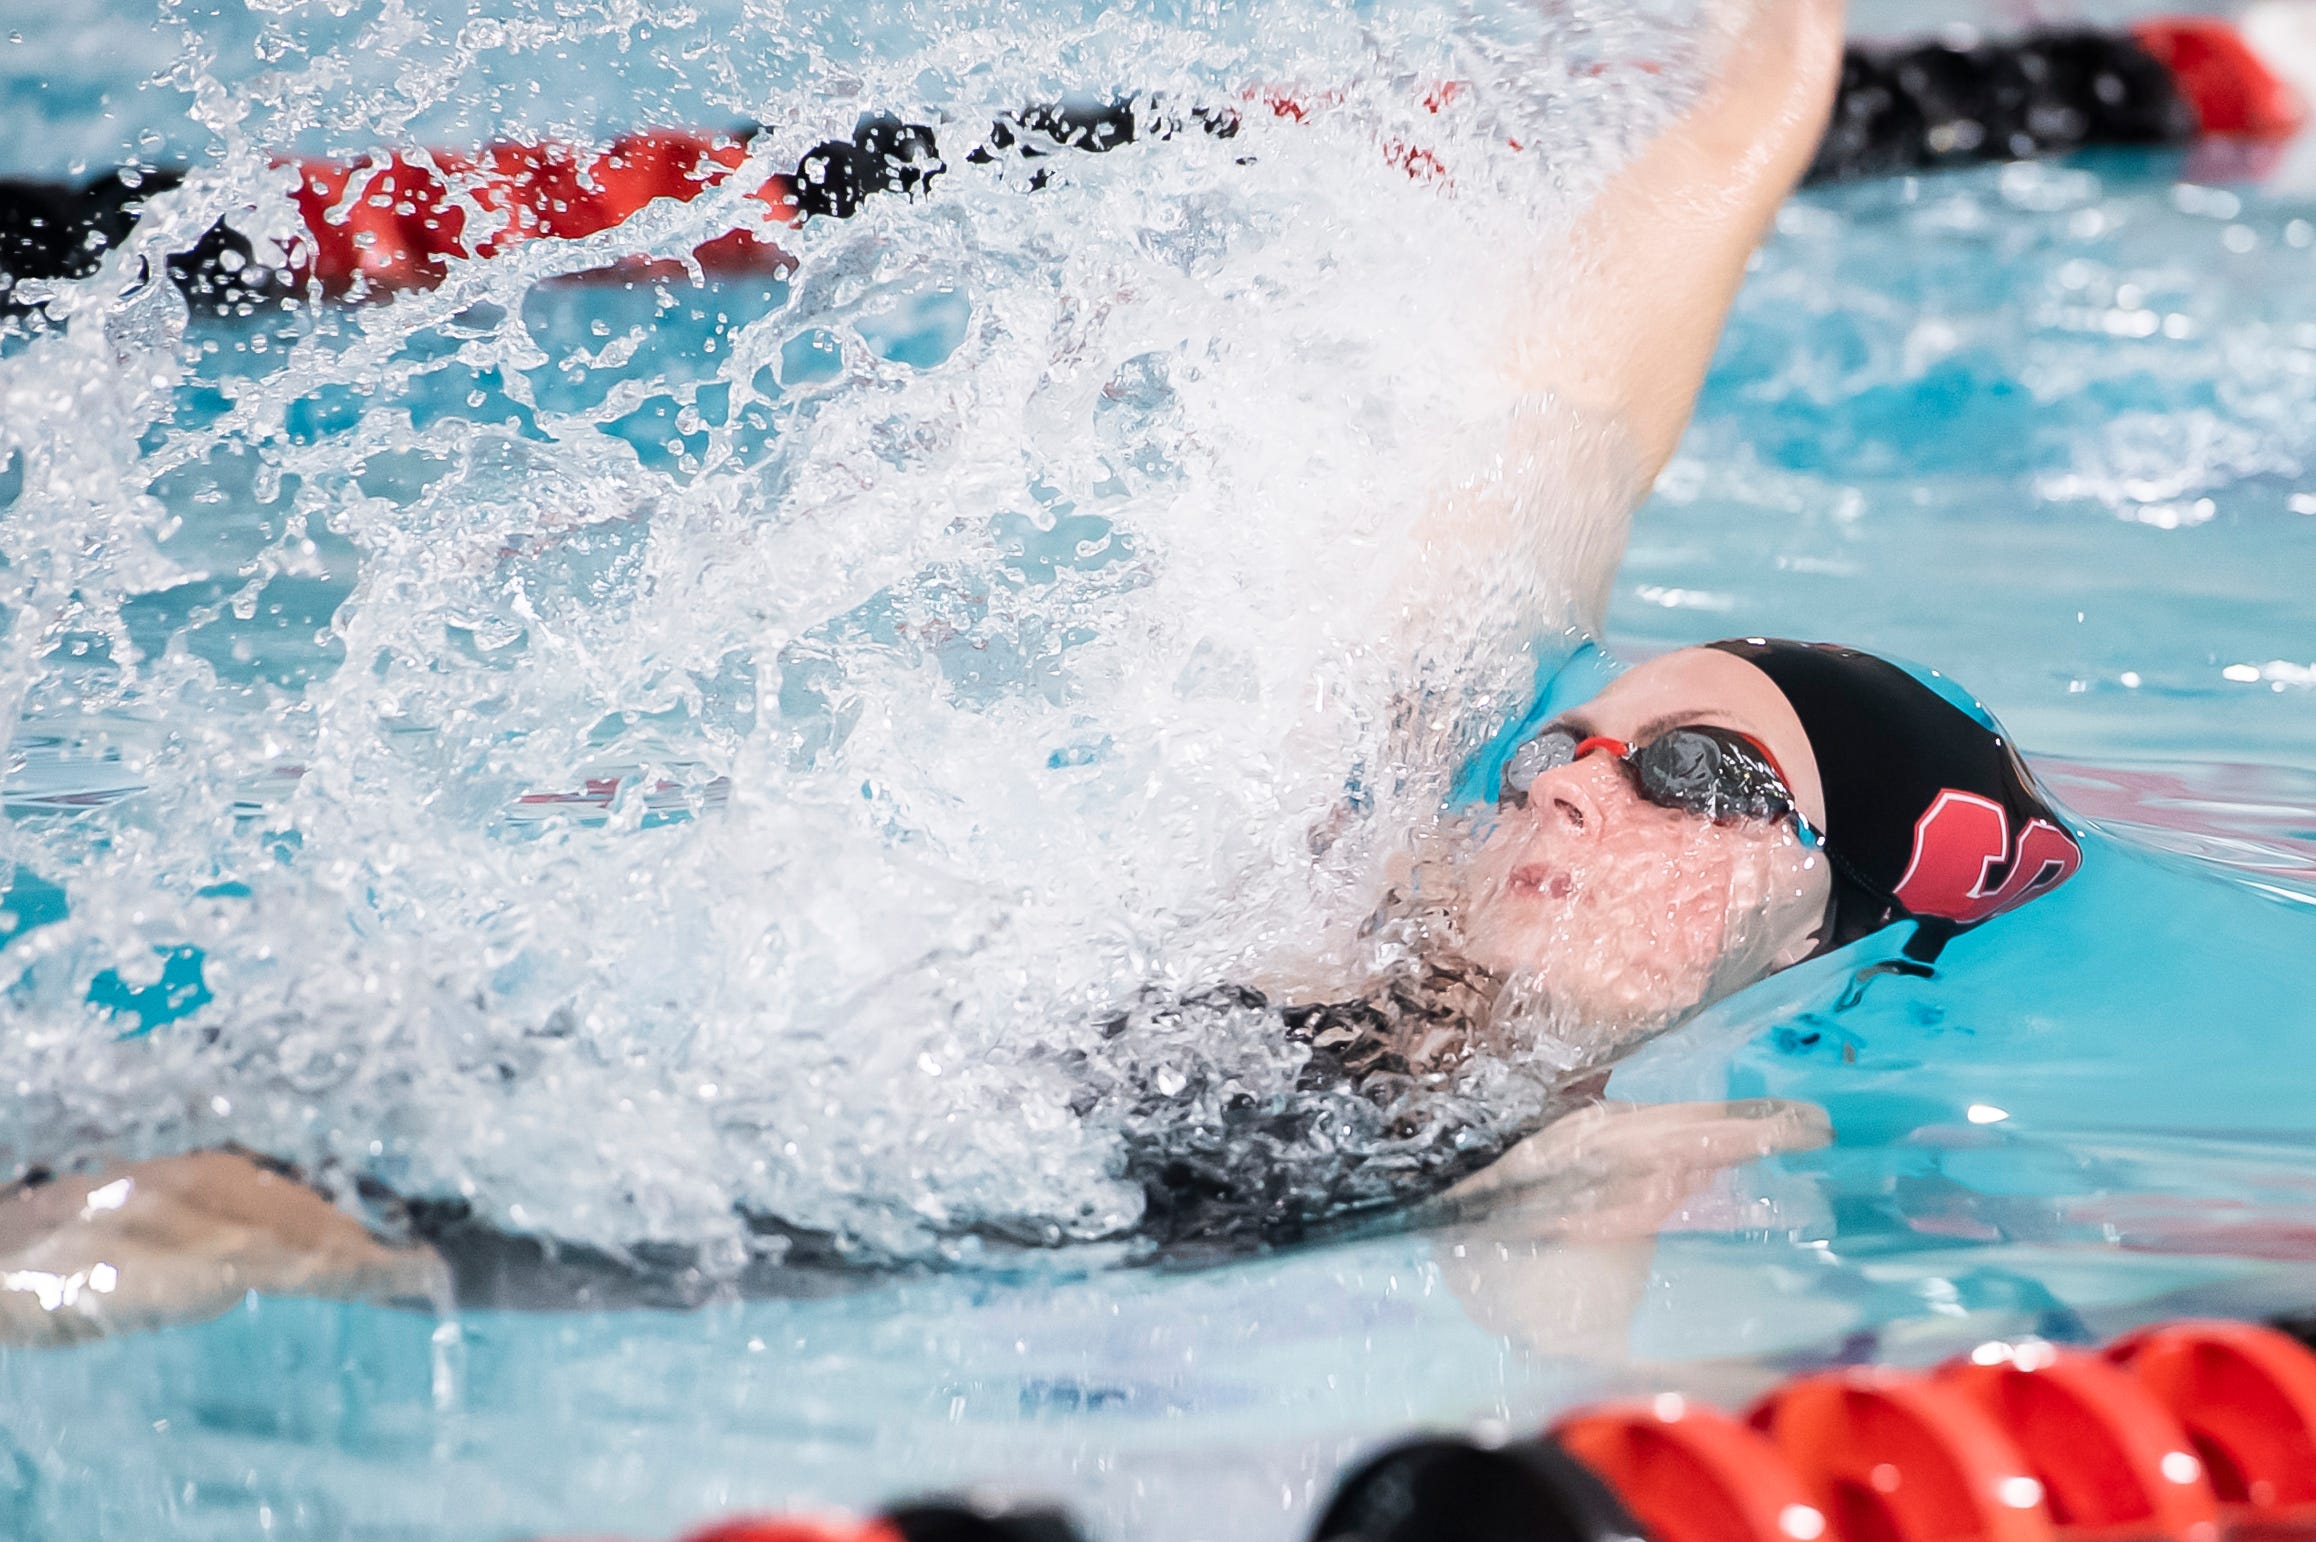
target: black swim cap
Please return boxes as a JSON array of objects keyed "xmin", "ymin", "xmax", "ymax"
[{"xmin": 1708, "ymin": 638, "xmax": 2082, "ymax": 957}]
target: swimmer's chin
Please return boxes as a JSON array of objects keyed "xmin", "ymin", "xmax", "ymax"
[
  {"xmin": 1453, "ymin": 906, "xmax": 1718, "ymax": 1043},
  {"xmin": 1452, "ymin": 876, "xmax": 1582, "ymax": 979}
]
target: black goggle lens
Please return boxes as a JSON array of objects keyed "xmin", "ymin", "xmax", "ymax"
[
  {"xmin": 1498, "ymin": 724, "xmax": 1796, "ymax": 826},
  {"xmin": 1497, "ymin": 727, "xmax": 1580, "ymax": 805},
  {"xmin": 1633, "ymin": 728, "xmax": 1793, "ymax": 822}
]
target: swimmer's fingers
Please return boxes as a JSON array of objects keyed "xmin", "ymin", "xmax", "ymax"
[
  {"xmin": 1428, "ymin": 1098, "xmax": 1829, "ymax": 1356},
  {"xmin": 1431, "ymin": 1096, "xmax": 1830, "ymax": 1224},
  {"xmin": 1555, "ymin": 1096, "xmax": 1831, "ymax": 1243},
  {"xmin": 1578, "ymin": 1095, "xmax": 1832, "ymax": 1174},
  {"xmin": 1428, "ymin": 1100, "xmax": 1827, "ymax": 1357},
  {"xmin": 0, "ymin": 1153, "xmax": 447, "ymax": 1346}
]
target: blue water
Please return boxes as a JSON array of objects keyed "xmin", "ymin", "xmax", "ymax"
[{"xmin": 4, "ymin": 14, "xmax": 2316, "ymax": 1542}]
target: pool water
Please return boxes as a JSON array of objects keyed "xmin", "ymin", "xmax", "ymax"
[{"xmin": 4, "ymin": 1, "xmax": 2316, "ymax": 1539}]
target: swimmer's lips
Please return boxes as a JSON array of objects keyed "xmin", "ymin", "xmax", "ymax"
[{"xmin": 1505, "ymin": 863, "xmax": 1574, "ymax": 902}]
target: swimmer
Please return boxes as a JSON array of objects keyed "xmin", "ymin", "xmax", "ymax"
[
  {"xmin": 2, "ymin": 0, "xmax": 1855, "ymax": 1332},
  {"xmin": 0, "ymin": 635, "xmax": 2085, "ymax": 1328},
  {"xmin": 0, "ymin": 0, "xmax": 2081, "ymax": 1335}
]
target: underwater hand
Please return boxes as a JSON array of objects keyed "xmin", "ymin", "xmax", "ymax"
[
  {"xmin": 1426, "ymin": 1098, "xmax": 1830, "ymax": 1359},
  {"xmin": 0, "ymin": 1151, "xmax": 447, "ymax": 1346},
  {"xmin": 1436, "ymin": 1096, "xmax": 1830, "ymax": 1235}
]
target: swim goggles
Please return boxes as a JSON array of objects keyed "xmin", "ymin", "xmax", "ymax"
[{"xmin": 1497, "ymin": 723, "xmax": 1819, "ymax": 843}]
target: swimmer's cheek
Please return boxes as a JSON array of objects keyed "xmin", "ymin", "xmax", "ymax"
[{"xmin": 0, "ymin": 1153, "xmax": 447, "ymax": 1346}]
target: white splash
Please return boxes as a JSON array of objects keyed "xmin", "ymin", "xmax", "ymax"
[{"xmin": 0, "ymin": 0, "xmax": 1705, "ymax": 1262}]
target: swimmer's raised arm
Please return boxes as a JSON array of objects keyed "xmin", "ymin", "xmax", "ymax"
[
  {"xmin": 1369, "ymin": 0, "xmax": 1844, "ymax": 698},
  {"xmin": 1518, "ymin": 0, "xmax": 1845, "ymax": 487}
]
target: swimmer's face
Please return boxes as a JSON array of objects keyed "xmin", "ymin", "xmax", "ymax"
[{"xmin": 1460, "ymin": 648, "xmax": 1834, "ymax": 1033}]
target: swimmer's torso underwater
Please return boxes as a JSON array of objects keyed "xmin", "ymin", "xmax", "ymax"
[{"xmin": 1, "ymin": 0, "xmax": 2311, "ymax": 1356}]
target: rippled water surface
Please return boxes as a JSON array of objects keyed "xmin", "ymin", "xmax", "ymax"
[{"xmin": 2, "ymin": 0, "xmax": 2314, "ymax": 1537}]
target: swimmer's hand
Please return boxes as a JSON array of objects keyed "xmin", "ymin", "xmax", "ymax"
[
  {"xmin": 1426, "ymin": 1098, "xmax": 1830, "ymax": 1358},
  {"xmin": 1432, "ymin": 1096, "xmax": 1829, "ymax": 1234},
  {"xmin": 0, "ymin": 1151, "xmax": 447, "ymax": 1345}
]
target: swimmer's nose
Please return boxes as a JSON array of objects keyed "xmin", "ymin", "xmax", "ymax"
[{"xmin": 1521, "ymin": 762, "xmax": 1609, "ymax": 839}]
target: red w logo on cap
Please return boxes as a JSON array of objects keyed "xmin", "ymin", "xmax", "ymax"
[{"xmin": 1890, "ymin": 790, "xmax": 2082, "ymax": 924}]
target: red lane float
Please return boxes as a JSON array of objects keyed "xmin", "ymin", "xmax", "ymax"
[
  {"xmin": 1552, "ymin": 1396, "xmax": 1829, "ymax": 1542},
  {"xmin": 284, "ymin": 131, "xmax": 799, "ymax": 296},
  {"xmin": 1747, "ymin": 1369, "xmax": 2057, "ymax": 1542},
  {"xmin": 679, "ymin": 1523, "xmax": 900, "ymax": 1542},
  {"xmin": 576, "ymin": 1504, "xmax": 1081, "ymax": 1542},
  {"xmin": 1541, "ymin": 1321, "xmax": 2316, "ymax": 1542},
  {"xmin": 1936, "ymin": 1341, "xmax": 2222, "ymax": 1540},
  {"xmin": 2132, "ymin": 17, "xmax": 2309, "ymax": 139},
  {"xmin": 15, "ymin": 10, "xmax": 2315, "ymax": 313},
  {"xmin": 2108, "ymin": 1320, "xmax": 2316, "ymax": 1524}
]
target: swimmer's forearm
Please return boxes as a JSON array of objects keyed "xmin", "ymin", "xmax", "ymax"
[
  {"xmin": 1516, "ymin": 0, "xmax": 1845, "ymax": 488},
  {"xmin": 0, "ymin": 1151, "xmax": 443, "ymax": 1344}
]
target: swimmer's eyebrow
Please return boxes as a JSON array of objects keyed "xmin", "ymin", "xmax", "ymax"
[
  {"xmin": 1628, "ymin": 711, "xmax": 1695, "ymax": 745},
  {"xmin": 1537, "ymin": 709, "xmax": 1718, "ymax": 744}
]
